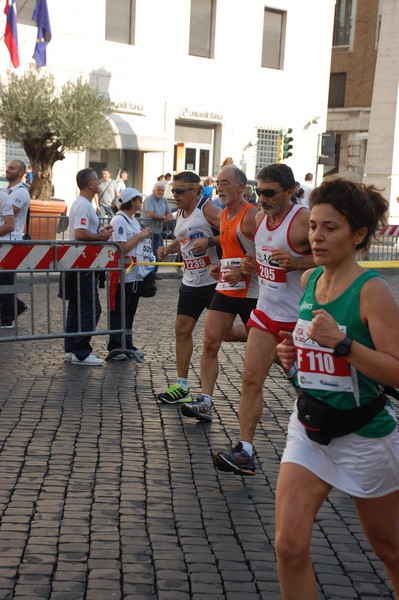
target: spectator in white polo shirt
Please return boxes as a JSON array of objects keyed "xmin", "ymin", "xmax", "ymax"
[
  {"xmin": 64, "ymin": 168, "xmax": 113, "ymax": 366},
  {"xmin": 0, "ymin": 160, "xmax": 30, "ymax": 327}
]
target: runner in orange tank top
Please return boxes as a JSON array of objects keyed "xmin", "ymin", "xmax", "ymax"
[{"xmin": 217, "ymin": 202, "xmax": 259, "ymax": 298}]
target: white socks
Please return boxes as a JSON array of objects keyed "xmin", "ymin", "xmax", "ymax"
[
  {"xmin": 202, "ymin": 393, "xmax": 212, "ymax": 405},
  {"xmin": 177, "ymin": 377, "xmax": 188, "ymax": 390},
  {"xmin": 240, "ymin": 441, "xmax": 254, "ymax": 456}
]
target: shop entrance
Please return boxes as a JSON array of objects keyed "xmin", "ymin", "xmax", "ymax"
[
  {"xmin": 174, "ymin": 122, "xmax": 215, "ymax": 177},
  {"xmin": 182, "ymin": 145, "xmax": 211, "ymax": 176}
]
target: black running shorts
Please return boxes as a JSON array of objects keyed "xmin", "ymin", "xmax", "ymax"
[
  {"xmin": 177, "ymin": 282, "xmax": 216, "ymax": 321},
  {"xmin": 209, "ymin": 291, "xmax": 257, "ymax": 325}
]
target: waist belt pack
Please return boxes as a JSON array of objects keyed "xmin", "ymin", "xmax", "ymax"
[{"xmin": 296, "ymin": 386, "xmax": 399, "ymax": 446}]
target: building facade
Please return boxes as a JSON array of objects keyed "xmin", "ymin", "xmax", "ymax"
[
  {"xmin": 0, "ymin": 0, "xmax": 335, "ymax": 208},
  {"xmin": 327, "ymin": 0, "xmax": 399, "ymax": 221}
]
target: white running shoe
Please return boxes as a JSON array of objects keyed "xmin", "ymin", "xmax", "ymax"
[
  {"xmin": 64, "ymin": 352, "xmax": 74, "ymax": 362},
  {"xmin": 71, "ymin": 353, "xmax": 104, "ymax": 366}
]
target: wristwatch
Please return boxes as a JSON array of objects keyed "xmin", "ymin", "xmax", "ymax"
[
  {"xmin": 333, "ymin": 336, "xmax": 353, "ymax": 358},
  {"xmin": 207, "ymin": 237, "xmax": 216, "ymax": 247}
]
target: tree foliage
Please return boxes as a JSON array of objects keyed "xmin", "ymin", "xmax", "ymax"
[{"xmin": 0, "ymin": 68, "xmax": 114, "ymax": 200}]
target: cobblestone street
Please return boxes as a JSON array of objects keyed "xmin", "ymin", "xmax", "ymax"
[{"xmin": 0, "ymin": 269, "xmax": 398, "ymax": 600}]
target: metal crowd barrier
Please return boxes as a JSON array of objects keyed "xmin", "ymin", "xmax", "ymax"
[
  {"xmin": 0, "ymin": 241, "xmax": 132, "ymax": 360},
  {"xmin": 357, "ymin": 225, "xmax": 399, "ymax": 267}
]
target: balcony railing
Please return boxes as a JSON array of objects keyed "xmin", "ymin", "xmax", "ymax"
[{"xmin": 333, "ymin": 22, "xmax": 351, "ymax": 46}]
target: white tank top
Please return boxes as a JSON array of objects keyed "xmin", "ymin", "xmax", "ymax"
[
  {"xmin": 174, "ymin": 198, "xmax": 219, "ymax": 287},
  {"xmin": 255, "ymin": 204, "xmax": 307, "ymax": 322}
]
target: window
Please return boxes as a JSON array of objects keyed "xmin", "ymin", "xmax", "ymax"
[
  {"xmin": 333, "ymin": 0, "xmax": 353, "ymax": 46},
  {"xmin": 5, "ymin": 142, "xmax": 29, "ymax": 167},
  {"xmin": 16, "ymin": 0, "xmax": 36, "ymax": 25},
  {"xmin": 106, "ymin": 0, "xmax": 136, "ymax": 45},
  {"xmin": 261, "ymin": 8, "xmax": 286, "ymax": 70},
  {"xmin": 328, "ymin": 73, "xmax": 346, "ymax": 108},
  {"xmin": 256, "ymin": 129, "xmax": 280, "ymax": 174},
  {"xmin": 189, "ymin": 0, "xmax": 216, "ymax": 58}
]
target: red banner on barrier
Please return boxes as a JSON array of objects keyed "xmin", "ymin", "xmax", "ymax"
[
  {"xmin": 378, "ymin": 226, "xmax": 399, "ymax": 237},
  {"xmin": 0, "ymin": 243, "xmax": 121, "ymax": 271}
]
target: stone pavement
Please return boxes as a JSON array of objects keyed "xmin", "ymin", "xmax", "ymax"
[{"xmin": 0, "ymin": 267, "xmax": 398, "ymax": 600}]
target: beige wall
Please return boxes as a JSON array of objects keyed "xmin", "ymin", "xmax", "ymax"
[{"xmin": 0, "ymin": 0, "xmax": 336, "ymax": 207}]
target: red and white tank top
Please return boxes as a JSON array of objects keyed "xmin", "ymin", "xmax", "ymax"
[{"xmin": 255, "ymin": 204, "xmax": 307, "ymax": 321}]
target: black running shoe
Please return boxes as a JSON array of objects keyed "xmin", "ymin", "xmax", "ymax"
[
  {"xmin": 180, "ymin": 395, "xmax": 212, "ymax": 422},
  {"xmin": 158, "ymin": 384, "xmax": 192, "ymax": 404},
  {"xmin": 213, "ymin": 442, "xmax": 256, "ymax": 476}
]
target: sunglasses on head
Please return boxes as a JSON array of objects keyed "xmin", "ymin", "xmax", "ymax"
[
  {"xmin": 255, "ymin": 187, "xmax": 281, "ymax": 198},
  {"xmin": 171, "ymin": 187, "xmax": 196, "ymax": 195}
]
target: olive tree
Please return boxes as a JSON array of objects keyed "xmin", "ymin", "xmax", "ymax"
[{"xmin": 0, "ymin": 68, "xmax": 114, "ymax": 200}]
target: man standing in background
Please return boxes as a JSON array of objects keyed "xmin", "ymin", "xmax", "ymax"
[
  {"xmin": 300, "ymin": 172, "xmax": 314, "ymax": 209},
  {"xmin": 0, "ymin": 160, "xmax": 30, "ymax": 327},
  {"xmin": 116, "ymin": 170, "xmax": 128, "ymax": 195},
  {"xmin": 97, "ymin": 167, "xmax": 119, "ymax": 219},
  {"xmin": 141, "ymin": 182, "xmax": 173, "ymax": 277},
  {"xmin": 0, "ymin": 188, "xmax": 16, "ymax": 328}
]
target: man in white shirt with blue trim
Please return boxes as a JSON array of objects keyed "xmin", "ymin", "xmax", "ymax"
[{"xmin": 0, "ymin": 160, "xmax": 30, "ymax": 327}]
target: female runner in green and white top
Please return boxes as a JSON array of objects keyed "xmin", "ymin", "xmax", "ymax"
[{"xmin": 275, "ymin": 178, "xmax": 399, "ymax": 600}]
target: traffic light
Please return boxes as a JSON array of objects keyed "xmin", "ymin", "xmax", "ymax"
[
  {"xmin": 277, "ymin": 130, "xmax": 284, "ymax": 163},
  {"xmin": 283, "ymin": 128, "xmax": 293, "ymax": 159}
]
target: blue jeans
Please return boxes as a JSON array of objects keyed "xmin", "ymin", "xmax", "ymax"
[
  {"xmin": 152, "ymin": 232, "xmax": 163, "ymax": 274},
  {"xmin": 100, "ymin": 204, "xmax": 114, "ymax": 220},
  {"xmin": 65, "ymin": 272, "xmax": 101, "ymax": 360}
]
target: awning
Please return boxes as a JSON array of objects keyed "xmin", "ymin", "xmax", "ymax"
[{"xmin": 108, "ymin": 113, "xmax": 168, "ymax": 152}]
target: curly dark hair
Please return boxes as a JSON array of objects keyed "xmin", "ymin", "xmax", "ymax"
[{"xmin": 310, "ymin": 178, "xmax": 388, "ymax": 250}]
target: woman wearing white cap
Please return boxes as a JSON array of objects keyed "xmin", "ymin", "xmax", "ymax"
[{"xmin": 107, "ymin": 187, "xmax": 153, "ymax": 360}]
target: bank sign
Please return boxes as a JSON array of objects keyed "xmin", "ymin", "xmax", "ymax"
[
  {"xmin": 111, "ymin": 101, "xmax": 145, "ymax": 116},
  {"xmin": 180, "ymin": 106, "xmax": 223, "ymax": 122}
]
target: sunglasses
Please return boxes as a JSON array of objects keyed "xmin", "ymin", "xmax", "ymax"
[
  {"xmin": 171, "ymin": 187, "xmax": 196, "ymax": 195},
  {"xmin": 255, "ymin": 187, "xmax": 281, "ymax": 198}
]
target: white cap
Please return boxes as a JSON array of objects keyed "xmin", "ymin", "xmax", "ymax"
[{"xmin": 119, "ymin": 187, "xmax": 145, "ymax": 205}]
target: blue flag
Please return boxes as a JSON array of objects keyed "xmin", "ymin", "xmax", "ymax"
[{"xmin": 32, "ymin": 0, "xmax": 51, "ymax": 68}]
